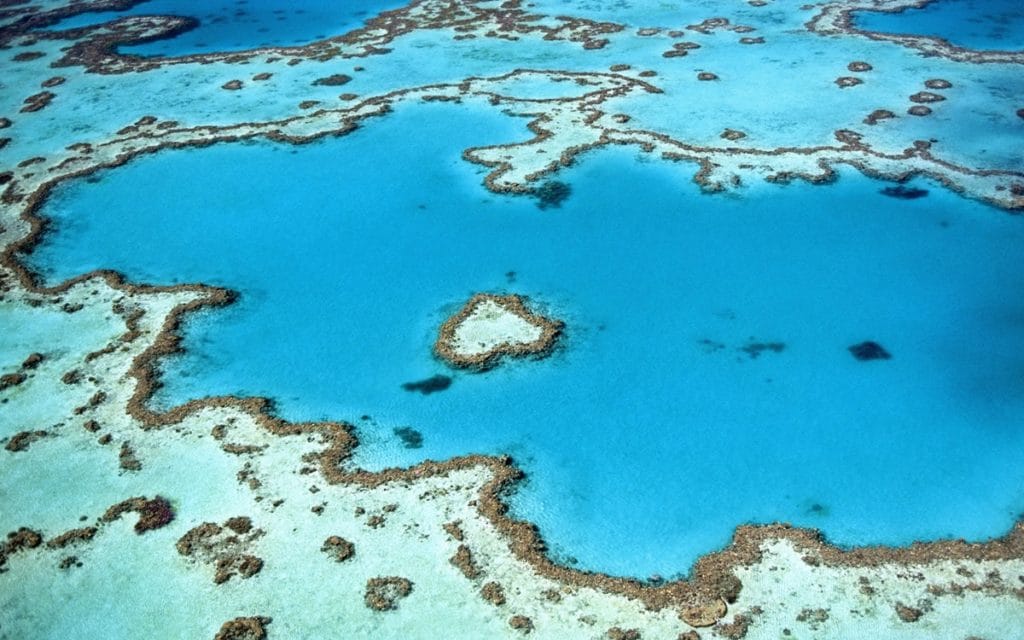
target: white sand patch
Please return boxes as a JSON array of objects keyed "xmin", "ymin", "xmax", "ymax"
[{"xmin": 450, "ymin": 299, "xmax": 544, "ymax": 357}]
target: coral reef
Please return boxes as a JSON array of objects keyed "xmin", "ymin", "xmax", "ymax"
[
  {"xmin": 321, "ymin": 535, "xmax": 355, "ymax": 562},
  {"xmin": 213, "ymin": 616, "xmax": 272, "ymax": 640},
  {"xmin": 176, "ymin": 518, "xmax": 265, "ymax": 584},
  {"xmin": 364, "ymin": 576, "xmax": 414, "ymax": 611}
]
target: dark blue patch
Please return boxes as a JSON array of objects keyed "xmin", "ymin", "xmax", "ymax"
[
  {"xmin": 881, "ymin": 185, "xmax": 929, "ymax": 200},
  {"xmin": 401, "ymin": 374, "xmax": 452, "ymax": 394}
]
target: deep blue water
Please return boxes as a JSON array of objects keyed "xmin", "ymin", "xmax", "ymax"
[
  {"xmin": 856, "ymin": 0, "xmax": 1024, "ymax": 50},
  {"xmin": 28, "ymin": 101, "xmax": 1024, "ymax": 578},
  {"xmin": 49, "ymin": 0, "xmax": 404, "ymax": 56}
]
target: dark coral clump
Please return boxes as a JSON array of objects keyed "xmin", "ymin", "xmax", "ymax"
[
  {"xmin": 740, "ymin": 341, "xmax": 785, "ymax": 359},
  {"xmin": 534, "ymin": 180, "xmax": 571, "ymax": 210},
  {"xmin": 401, "ymin": 374, "xmax": 452, "ymax": 395},
  {"xmin": 848, "ymin": 341, "xmax": 891, "ymax": 361},
  {"xmin": 213, "ymin": 616, "xmax": 271, "ymax": 640},
  {"xmin": 102, "ymin": 496, "xmax": 175, "ymax": 534},
  {"xmin": 321, "ymin": 535, "xmax": 355, "ymax": 562},
  {"xmin": 393, "ymin": 426, "xmax": 424, "ymax": 449},
  {"xmin": 881, "ymin": 185, "xmax": 928, "ymax": 200},
  {"xmin": 312, "ymin": 74, "xmax": 352, "ymax": 86}
]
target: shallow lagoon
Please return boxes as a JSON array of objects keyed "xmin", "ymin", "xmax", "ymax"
[
  {"xmin": 49, "ymin": 0, "xmax": 407, "ymax": 56},
  {"xmin": 856, "ymin": 0, "xmax": 1024, "ymax": 51},
  {"xmin": 28, "ymin": 100, "xmax": 1024, "ymax": 578}
]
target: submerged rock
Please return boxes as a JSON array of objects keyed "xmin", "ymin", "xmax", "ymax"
[
  {"xmin": 534, "ymin": 180, "xmax": 571, "ymax": 210},
  {"xmin": 393, "ymin": 426, "xmax": 424, "ymax": 448},
  {"xmin": 312, "ymin": 74, "xmax": 351, "ymax": 86},
  {"xmin": 401, "ymin": 374, "xmax": 452, "ymax": 395},
  {"xmin": 848, "ymin": 341, "xmax": 891, "ymax": 361},
  {"xmin": 880, "ymin": 185, "xmax": 928, "ymax": 200},
  {"xmin": 740, "ymin": 341, "xmax": 785, "ymax": 359}
]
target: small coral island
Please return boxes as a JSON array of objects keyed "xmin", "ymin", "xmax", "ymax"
[{"xmin": 434, "ymin": 293, "xmax": 563, "ymax": 370}]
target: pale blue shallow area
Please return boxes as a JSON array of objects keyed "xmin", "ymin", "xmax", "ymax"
[
  {"xmin": 856, "ymin": 0, "xmax": 1024, "ymax": 51},
  {"xmin": 28, "ymin": 100, "xmax": 1024, "ymax": 578},
  {"xmin": 49, "ymin": 0, "xmax": 405, "ymax": 56}
]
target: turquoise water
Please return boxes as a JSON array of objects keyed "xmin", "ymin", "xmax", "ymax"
[
  {"xmin": 856, "ymin": 0, "xmax": 1024, "ymax": 50},
  {"xmin": 28, "ymin": 100, "xmax": 1024, "ymax": 578},
  {"xmin": 49, "ymin": 0, "xmax": 405, "ymax": 56}
]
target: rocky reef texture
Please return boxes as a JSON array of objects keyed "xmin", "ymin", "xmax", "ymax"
[
  {"xmin": 435, "ymin": 293, "xmax": 563, "ymax": 370},
  {"xmin": 1, "ymin": 0, "xmax": 1023, "ymax": 638},
  {"xmin": 213, "ymin": 616, "xmax": 272, "ymax": 640},
  {"xmin": 0, "ymin": 273, "xmax": 1022, "ymax": 636},
  {"xmin": 364, "ymin": 576, "xmax": 414, "ymax": 611},
  {"xmin": 175, "ymin": 517, "xmax": 265, "ymax": 584},
  {"xmin": 810, "ymin": 0, "xmax": 1024, "ymax": 65}
]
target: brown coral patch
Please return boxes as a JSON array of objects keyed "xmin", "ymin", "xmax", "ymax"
[
  {"xmin": 12, "ymin": 51, "xmax": 45, "ymax": 62},
  {"xmin": 863, "ymin": 109, "xmax": 896, "ymax": 125},
  {"xmin": 509, "ymin": 615, "xmax": 534, "ymax": 632},
  {"xmin": 450, "ymin": 543, "xmax": 481, "ymax": 579},
  {"xmin": 41, "ymin": 76, "xmax": 65, "ymax": 88},
  {"xmin": 46, "ymin": 527, "xmax": 98, "ymax": 549},
  {"xmin": 910, "ymin": 91, "xmax": 946, "ymax": 104},
  {"xmin": 176, "ymin": 518, "xmax": 265, "ymax": 584},
  {"xmin": 213, "ymin": 616, "xmax": 271, "ymax": 640},
  {"xmin": 847, "ymin": 61, "xmax": 872, "ymax": 72},
  {"xmin": 20, "ymin": 91, "xmax": 55, "ymax": 113},
  {"xmin": 739, "ymin": 37, "xmax": 764, "ymax": 44},
  {"xmin": 443, "ymin": 521, "xmax": 465, "ymax": 541},
  {"xmin": 714, "ymin": 613, "xmax": 751, "ymax": 639},
  {"xmin": 681, "ymin": 599, "xmax": 728, "ymax": 627},
  {"xmin": 5, "ymin": 430, "xmax": 49, "ymax": 452},
  {"xmin": 321, "ymin": 535, "xmax": 355, "ymax": 562},
  {"xmin": 312, "ymin": 74, "xmax": 351, "ymax": 87},
  {"xmin": 222, "ymin": 80, "xmax": 243, "ymax": 91},
  {"xmin": 481, "ymin": 580, "xmax": 507, "ymax": 605},
  {"xmin": 924, "ymin": 78, "xmax": 952, "ymax": 90},
  {"xmin": 721, "ymin": 129, "xmax": 746, "ymax": 141},
  {"xmin": 118, "ymin": 441, "xmax": 142, "ymax": 471},
  {"xmin": 101, "ymin": 496, "xmax": 174, "ymax": 534},
  {"xmin": 364, "ymin": 576, "xmax": 413, "ymax": 611},
  {"xmin": 1, "ymin": 527, "xmax": 43, "ymax": 569},
  {"xmin": 895, "ymin": 603, "xmax": 923, "ymax": 622},
  {"xmin": 835, "ymin": 76, "xmax": 863, "ymax": 88},
  {"xmin": 908, "ymin": 105, "xmax": 932, "ymax": 116},
  {"xmin": 1, "ymin": 372, "xmax": 27, "ymax": 390},
  {"xmin": 697, "ymin": 72, "xmax": 719, "ymax": 81}
]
